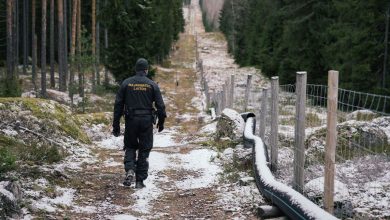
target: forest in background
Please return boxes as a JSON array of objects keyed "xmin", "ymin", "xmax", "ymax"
[
  {"xmin": 219, "ymin": 0, "xmax": 390, "ymax": 95},
  {"xmin": 0, "ymin": 0, "xmax": 184, "ymax": 98}
]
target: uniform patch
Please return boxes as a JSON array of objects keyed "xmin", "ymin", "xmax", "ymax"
[{"xmin": 128, "ymin": 83, "xmax": 152, "ymax": 91}]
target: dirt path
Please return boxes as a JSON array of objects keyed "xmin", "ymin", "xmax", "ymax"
[{"xmin": 17, "ymin": 1, "xmax": 263, "ymax": 219}]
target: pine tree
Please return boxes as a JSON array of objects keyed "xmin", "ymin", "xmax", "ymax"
[
  {"xmin": 92, "ymin": 0, "xmax": 96, "ymax": 90},
  {"xmin": 100, "ymin": 0, "xmax": 184, "ymax": 82},
  {"xmin": 326, "ymin": 0, "xmax": 386, "ymax": 92},
  {"xmin": 96, "ymin": 0, "xmax": 100, "ymax": 86},
  {"xmin": 70, "ymin": 0, "xmax": 78, "ymax": 106},
  {"xmin": 6, "ymin": 0, "xmax": 14, "ymax": 85},
  {"xmin": 23, "ymin": 0, "xmax": 28, "ymax": 76},
  {"xmin": 32, "ymin": 0, "xmax": 37, "ymax": 93},
  {"xmin": 63, "ymin": 0, "xmax": 68, "ymax": 89},
  {"xmin": 3, "ymin": 0, "xmax": 20, "ymax": 97},
  {"xmin": 58, "ymin": 0, "xmax": 66, "ymax": 91},
  {"xmin": 41, "ymin": 0, "xmax": 48, "ymax": 97},
  {"xmin": 50, "ymin": 0, "xmax": 55, "ymax": 88}
]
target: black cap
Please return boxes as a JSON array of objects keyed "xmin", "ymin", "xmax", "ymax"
[{"xmin": 135, "ymin": 58, "xmax": 149, "ymax": 71}]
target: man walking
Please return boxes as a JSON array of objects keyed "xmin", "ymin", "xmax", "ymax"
[{"xmin": 112, "ymin": 58, "xmax": 166, "ymax": 188}]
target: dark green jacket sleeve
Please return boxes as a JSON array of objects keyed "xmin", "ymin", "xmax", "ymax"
[{"xmin": 113, "ymin": 82, "xmax": 127, "ymax": 128}]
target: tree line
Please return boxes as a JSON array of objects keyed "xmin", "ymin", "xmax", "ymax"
[
  {"xmin": 219, "ymin": 0, "xmax": 389, "ymax": 95},
  {"xmin": 0, "ymin": 0, "xmax": 185, "ymax": 98},
  {"xmin": 100, "ymin": 0, "xmax": 185, "ymax": 82}
]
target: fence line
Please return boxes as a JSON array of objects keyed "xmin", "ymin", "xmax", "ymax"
[
  {"xmin": 277, "ymin": 76, "xmax": 389, "ymax": 219},
  {"xmin": 201, "ymin": 63, "xmax": 390, "ymax": 218}
]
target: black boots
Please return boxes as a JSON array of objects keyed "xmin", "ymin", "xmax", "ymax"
[
  {"xmin": 124, "ymin": 170, "xmax": 146, "ymax": 189},
  {"xmin": 123, "ymin": 170, "xmax": 135, "ymax": 187},
  {"xmin": 135, "ymin": 181, "xmax": 146, "ymax": 189}
]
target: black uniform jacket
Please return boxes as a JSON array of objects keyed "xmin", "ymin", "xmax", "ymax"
[{"xmin": 113, "ymin": 72, "xmax": 166, "ymax": 128}]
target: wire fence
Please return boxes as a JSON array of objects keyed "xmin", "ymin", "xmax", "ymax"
[
  {"xmin": 201, "ymin": 68, "xmax": 390, "ymax": 219},
  {"xmin": 278, "ymin": 81, "xmax": 390, "ymax": 219}
]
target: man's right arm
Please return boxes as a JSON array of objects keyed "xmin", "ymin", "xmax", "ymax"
[{"xmin": 113, "ymin": 82, "xmax": 127, "ymax": 135}]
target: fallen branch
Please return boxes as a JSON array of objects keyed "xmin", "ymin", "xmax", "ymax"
[{"xmin": 0, "ymin": 122, "xmax": 64, "ymax": 148}]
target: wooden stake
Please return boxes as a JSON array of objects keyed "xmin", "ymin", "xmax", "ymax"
[
  {"xmin": 230, "ymin": 74, "xmax": 235, "ymax": 108},
  {"xmin": 270, "ymin": 76, "xmax": 279, "ymax": 172},
  {"xmin": 259, "ymin": 88, "xmax": 268, "ymax": 140},
  {"xmin": 293, "ymin": 71, "xmax": 307, "ymax": 193},
  {"xmin": 324, "ymin": 70, "xmax": 339, "ymax": 214},
  {"xmin": 244, "ymin": 74, "xmax": 253, "ymax": 111}
]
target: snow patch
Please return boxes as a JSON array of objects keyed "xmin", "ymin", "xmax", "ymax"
[
  {"xmin": 199, "ymin": 121, "xmax": 217, "ymax": 134},
  {"xmin": 153, "ymin": 131, "xmax": 178, "ymax": 148},
  {"xmin": 305, "ymin": 177, "xmax": 349, "ymax": 202},
  {"xmin": 109, "ymin": 215, "xmax": 140, "ymax": 220},
  {"xmin": 0, "ymin": 181, "xmax": 16, "ymax": 202},
  {"xmin": 73, "ymin": 205, "xmax": 97, "ymax": 214},
  {"xmin": 34, "ymin": 187, "xmax": 75, "ymax": 213},
  {"xmin": 175, "ymin": 149, "xmax": 221, "ymax": 189},
  {"xmin": 98, "ymin": 136, "xmax": 124, "ymax": 150},
  {"xmin": 131, "ymin": 152, "xmax": 170, "ymax": 213},
  {"xmin": 1, "ymin": 128, "xmax": 18, "ymax": 137}
]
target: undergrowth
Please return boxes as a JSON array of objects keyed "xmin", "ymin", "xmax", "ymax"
[{"xmin": 0, "ymin": 134, "xmax": 65, "ymax": 177}]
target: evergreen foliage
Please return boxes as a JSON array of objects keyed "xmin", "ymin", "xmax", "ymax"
[
  {"xmin": 100, "ymin": 0, "xmax": 185, "ymax": 82},
  {"xmin": 220, "ymin": 0, "xmax": 389, "ymax": 94}
]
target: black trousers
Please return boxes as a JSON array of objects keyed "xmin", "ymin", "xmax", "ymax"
[{"xmin": 123, "ymin": 115, "xmax": 153, "ymax": 181}]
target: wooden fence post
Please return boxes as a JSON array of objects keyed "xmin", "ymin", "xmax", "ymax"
[
  {"xmin": 259, "ymin": 88, "xmax": 268, "ymax": 140},
  {"xmin": 324, "ymin": 70, "xmax": 339, "ymax": 214},
  {"xmin": 294, "ymin": 72, "xmax": 307, "ymax": 193},
  {"xmin": 205, "ymin": 81, "xmax": 210, "ymax": 110},
  {"xmin": 199, "ymin": 59, "xmax": 204, "ymax": 89},
  {"xmin": 244, "ymin": 74, "xmax": 253, "ymax": 111},
  {"xmin": 224, "ymin": 81, "xmax": 229, "ymax": 108},
  {"xmin": 216, "ymin": 91, "xmax": 222, "ymax": 116},
  {"xmin": 211, "ymin": 89, "xmax": 215, "ymax": 106},
  {"xmin": 270, "ymin": 76, "xmax": 279, "ymax": 172},
  {"xmin": 214, "ymin": 91, "xmax": 219, "ymax": 115},
  {"xmin": 230, "ymin": 74, "xmax": 235, "ymax": 108},
  {"xmin": 221, "ymin": 85, "xmax": 226, "ymax": 111}
]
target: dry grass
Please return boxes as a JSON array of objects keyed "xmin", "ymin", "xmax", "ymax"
[
  {"xmin": 207, "ymin": 32, "xmax": 226, "ymax": 42},
  {"xmin": 155, "ymin": 30, "xmax": 205, "ymax": 135}
]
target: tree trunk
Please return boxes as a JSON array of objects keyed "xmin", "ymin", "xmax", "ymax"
[
  {"xmin": 70, "ymin": 0, "xmax": 78, "ymax": 107},
  {"xmin": 58, "ymin": 0, "xmax": 65, "ymax": 91},
  {"xmin": 23, "ymin": 0, "xmax": 28, "ymax": 76},
  {"xmin": 104, "ymin": 27, "xmax": 109, "ymax": 87},
  {"xmin": 63, "ymin": 0, "xmax": 68, "ymax": 88},
  {"xmin": 50, "ymin": 0, "xmax": 55, "ymax": 88},
  {"xmin": 41, "ymin": 0, "xmax": 48, "ymax": 98},
  {"xmin": 68, "ymin": 0, "xmax": 72, "ymax": 50},
  {"xmin": 32, "ymin": 0, "xmax": 37, "ymax": 93},
  {"xmin": 103, "ymin": 0, "xmax": 108, "ymax": 87},
  {"xmin": 7, "ymin": 0, "xmax": 14, "ymax": 83},
  {"xmin": 14, "ymin": 0, "xmax": 19, "ymax": 77},
  {"xmin": 70, "ymin": 0, "xmax": 77, "ymax": 56},
  {"xmin": 92, "ymin": 0, "xmax": 96, "ymax": 91},
  {"xmin": 96, "ymin": 0, "xmax": 100, "ymax": 86},
  {"xmin": 77, "ymin": 0, "xmax": 83, "ymax": 98}
]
